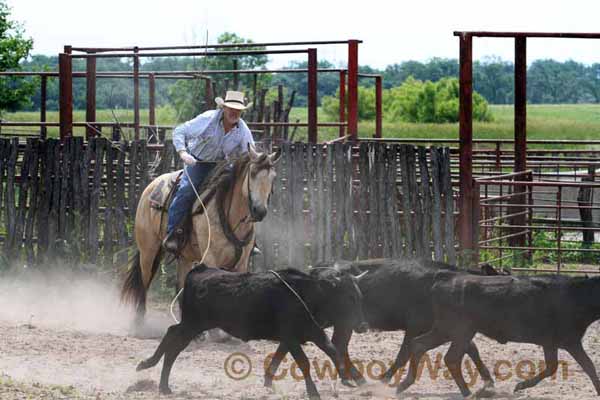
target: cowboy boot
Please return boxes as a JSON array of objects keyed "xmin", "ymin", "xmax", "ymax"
[{"xmin": 162, "ymin": 228, "xmax": 184, "ymax": 254}]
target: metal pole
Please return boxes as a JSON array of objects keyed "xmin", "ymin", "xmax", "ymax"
[
  {"xmin": 458, "ymin": 33, "xmax": 474, "ymax": 262},
  {"xmin": 148, "ymin": 73, "xmax": 156, "ymax": 142},
  {"xmin": 339, "ymin": 70, "xmax": 346, "ymax": 138},
  {"xmin": 133, "ymin": 46, "xmax": 140, "ymax": 140},
  {"xmin": 514, "ymin": 37, "xmax": 527, "ymax": 248},
  {"xmin": 515, "ymin": 37, "xmax": 527, "ymax": 173},
  {"xmin": 347, "ymin": 40, "xmax": 359, "ymax": 140},
  {"xmin": 85, "ymin": 53, "xmax": 97, "ymax": 140},
  {"xmin": 232, "ymin": 59, "xmax": 239, "ymax": 90},
  {"xmin": 40, "ymin": 75, "xmax": 47, "ymax": 140},
  {"xmin": 375, "ymin": 76, "xmax": 382, "ymax": 138},
  {"xmin": 58, "ymin": 52, "xmax": 73, "ymax": 141},
  {"xmin": 307, "ymin": 48, "xmax": 318, "ymax": 143}
]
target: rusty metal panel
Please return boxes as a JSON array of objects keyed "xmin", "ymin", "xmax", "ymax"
[
  {"xmin": 133, "ymin": 47, "xmax": 140, "ymax": 140},
  {"xmin": 307, "ymin": 48, "xmax": 318, "ymax": 143},
  {"xmin": 58, "ymin": 53, "xmax": 73, "ymax": 141},
  {"xmin": 347, "ymin": 40, "xmax": 359, "ymax": 141},
  {"xmin": 85, "ymin": 55, "xmax": 97, "ymax": 140},
  {"xmin": 458, "ymin": 33, "xmax": 474, "ymax": 259},
  {"xmin": 339, "ymin": 70, "xmax": 346, "ymax": 138}
]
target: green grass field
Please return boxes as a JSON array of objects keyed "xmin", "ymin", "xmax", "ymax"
[{"xmin": 2, "ymin": 104, "xmax": 600, "ymax": 147}]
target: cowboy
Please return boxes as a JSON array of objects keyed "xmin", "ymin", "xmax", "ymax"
[{"xmin": 163, "ymin": 90, "xmax": 255, "ymax": 253}]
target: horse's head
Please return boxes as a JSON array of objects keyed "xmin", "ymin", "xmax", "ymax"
[{"xmin": 244, "ymin": 144, "xmax": 281, "ymax": 222}]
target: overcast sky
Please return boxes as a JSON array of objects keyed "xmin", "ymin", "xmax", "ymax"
[{"xmin": 8, "ymin": 0, "xmax": 600, "ymax": 68}]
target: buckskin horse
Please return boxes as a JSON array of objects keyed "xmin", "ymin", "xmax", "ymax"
[{"xmin": 121, "ymin": 145, "xmax": 281, "ymax": 331}]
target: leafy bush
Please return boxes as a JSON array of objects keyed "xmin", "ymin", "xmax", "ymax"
[{"xmin": 322, "ymin": 76, "xmax": 492, "ymax": 123}]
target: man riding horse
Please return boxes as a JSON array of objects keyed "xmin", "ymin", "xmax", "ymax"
[
  {"xmin": 163, "ymin": 90, "xmax": 258, "ymax": 254},
  {"xmin": 121, "ymin": 90, "xmax": 280, "ymax": 332}
]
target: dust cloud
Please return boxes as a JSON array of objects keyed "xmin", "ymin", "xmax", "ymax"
[{"xmin": 0, "ymin": 266, "xmax": 137, "ymax": 336}]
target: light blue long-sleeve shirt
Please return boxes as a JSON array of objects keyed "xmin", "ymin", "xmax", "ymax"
[{"xmin": 172, "ymin": 109, "xmax": 255, "ymax": 161}]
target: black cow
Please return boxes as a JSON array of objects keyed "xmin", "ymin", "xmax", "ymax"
[
  {"xmin": 136, "ymin": 263, "xmax": 368, "ymax": 399},
  {"xmin": 265, "ymin": 258, "xmax": 500, "ymax": 391},
  {"xmin": 398, "ymin": 273, "xmax": 600, "ymax": 397}
]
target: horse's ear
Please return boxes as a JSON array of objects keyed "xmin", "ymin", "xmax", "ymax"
[
  {"xmin": 247, "ymin": 143, "xmax": 259, "ymax": 161},
  {"xmin": 269, "ymin": 147, "xmax": 282, "ymax": 164}
]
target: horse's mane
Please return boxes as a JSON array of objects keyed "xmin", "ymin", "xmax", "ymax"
[{"xmin": 194, "ymin": 152, "xmax": 271, "ymax": 212}]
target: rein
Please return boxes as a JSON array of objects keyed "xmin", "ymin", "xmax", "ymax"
[{"xmin": 217, "ymin": 163, "xmax": 255, "ymax": 269}]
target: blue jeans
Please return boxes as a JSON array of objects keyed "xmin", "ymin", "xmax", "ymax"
[{"xmin": 167, "ymin": 162, "xmax": 216, "ymax": 234}]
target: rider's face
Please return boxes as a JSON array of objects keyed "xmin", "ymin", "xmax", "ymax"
[{"xmin": 223, "ymin": 106, "xmax": 242, "ymax": 127}]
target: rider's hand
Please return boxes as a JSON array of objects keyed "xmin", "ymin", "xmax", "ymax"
[{"xmin": 179, "ymin": 151, "xmax": 197, "ymax": 166}]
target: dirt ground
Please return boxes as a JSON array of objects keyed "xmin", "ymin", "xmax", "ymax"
[{"xmin": 2, "ymin": 272, "xmax": 600, "ymax": 399}]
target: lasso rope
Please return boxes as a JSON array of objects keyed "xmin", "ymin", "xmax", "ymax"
[{"xmin": 169, "ymin": 163, "xmax": 212, "ymax": 323}]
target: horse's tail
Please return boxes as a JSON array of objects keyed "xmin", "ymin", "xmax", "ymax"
[{"xmin": 120, "ymin": 248, "xmax": 163, "ymax": 317}]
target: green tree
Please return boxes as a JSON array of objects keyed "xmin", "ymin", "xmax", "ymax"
[
  {"xmin": 322, "ymin": 77, "xmax": 491, "ymax": 123},
  {"xmin": 168, "ymin": 32, "xmax": 270, "ymax": 122},
  {"xmin": 0, "ymin": 0, "xmax": 34, "ymax": 115}
]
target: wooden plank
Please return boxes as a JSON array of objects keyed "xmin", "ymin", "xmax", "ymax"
[
  {"xmin": 115, "ymin": 141, "xmax": 128, "ymax": 263},
  {"xmin": 0, "ymin": 139, "xmax": 8, "ymax": 232},
  {"xmin": 406, "ymin": 145, "xmax": 424, "ymax": 258},
  {"xmin": 139, "ymin": 139, "xmax": 150, "ymax": 196},
  {"xmin": 305, "ymin": 144, "xmax": 316, "ymax": 265},
  {"xmin": 315, "ymin": 144, "xmax": 324, "ymax": 262},
  {"xmin": 4, "ymin": 139, "xmax": 18, "ymax": 254},
  {"xmin": 128, "ymin": 140, "xmax": 139, "ymax": 219},
  {"xmin": 36, "ymin": 140, "xmax": 52, "ymax": 258},
  {"xmin": 14, "ymin": 139, "xmax": 33, "ymax": 255},
  {"xmin": 442, "ymin": 147, "xmax": 457, "ymax": 264},
  {"xmin": 295, "ymin": 143, "xmax": 307, "ymax": 268},
  {"xmin": 104, "ymin": 141, "xmax": 115, "ymax": 262},
  {"xmin": 80, "ymin": 139, "xmax": 93, "ymax": 253},
  {"xmin": 25, "ymin": 139, "xmax": 41, "ymax": 263},
  {"xmin": 357, "ymin": 143, "xmax": 369, "ymax": 259},
  {"xmin": 70, "ymin": 137, "xmax": 83, "ymax": 244},
  {"xmin": 399, "ymin": 145, "xmax": 414, "ymax": 256},
  {"xmin": 58, "ymin": 137, "xmax": 70, "ymax": 241},
  {"xmin": 418, "ymin": 146, "xmax": 432, "ymax": 260},
  {"xmin": 333, "ymin": 143, "xmax": 345, "ymax": 259},
  {"xmin": 343, "ymin": 142, "xmax": 355, "ymax": 260},
  {"xmin": 324, "ymin": 144, "xmax": 334, "ymax": 262},
  {"xmin": 389, "ymin": 145, "xmax": 402, "ymax": 257},
  {"xmin": 382, "ymin": 145, "xmax": 393, "ymax": 258},
  {"xmin": 366, "ymin": 143, "xmax": 378, "ymax": 257},
  {"xmin": 48, "ymin": 139, "xmax": 61, "ymax": 257},
  {"xmin": 430, "ymin": 147, "xmax": 444, "ymax": 261},
  {"xmin": 375, "ymin": 143, "xmax": 386, "ymax": 258},
  {"xmin": 89, "ymin": 138, "xmax": 105, "ymax": 263}
]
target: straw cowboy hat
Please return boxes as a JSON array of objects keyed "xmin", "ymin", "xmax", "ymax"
[{"xmin": 215, "ymin": 90, "xmax": 253, "ymax": 110}]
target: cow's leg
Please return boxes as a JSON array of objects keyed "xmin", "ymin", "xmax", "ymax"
[
  {"xmin": 565, "ymin": 341, "xmax": 600, "ymax": 395},
  {"xmin": 514, "ymin": 346, "xmax": 558, "ymax": 393},
  {"xmin": 396, "ymin": 328, "xmax": 448, "ymax": 395},
  {"xmin": 311, "ymin": 329, "xmax": 353, "ymax": 387},
  {"xmin": 287, "ymin": 341, "xmax": 321, "ymax": 400},
  {"xmin": 136, "ymin": 323, "xmax": 200, "ymax": 394},
  {"xmin": 264, "ymin": 343, "xmax": 288, "ymax": 388},
  {"xmin": 380, "ymin": 330, "xmax": 415, "ymax": 384},
  {"xmin": 465, "ymin": 340, "xmax": 494, "ymax": 388},
  {"xmin": 331, "ymin": 326, "xmax": 365, "ymax": 385},
  {"xmin": 443, "ymin": 336, "xmax": 475, "ymax": 398}
]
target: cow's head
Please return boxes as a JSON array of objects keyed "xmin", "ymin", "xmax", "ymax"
[{"xmin": 315, "ymin": 268, "xmax": 369, "ymax": 334}]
